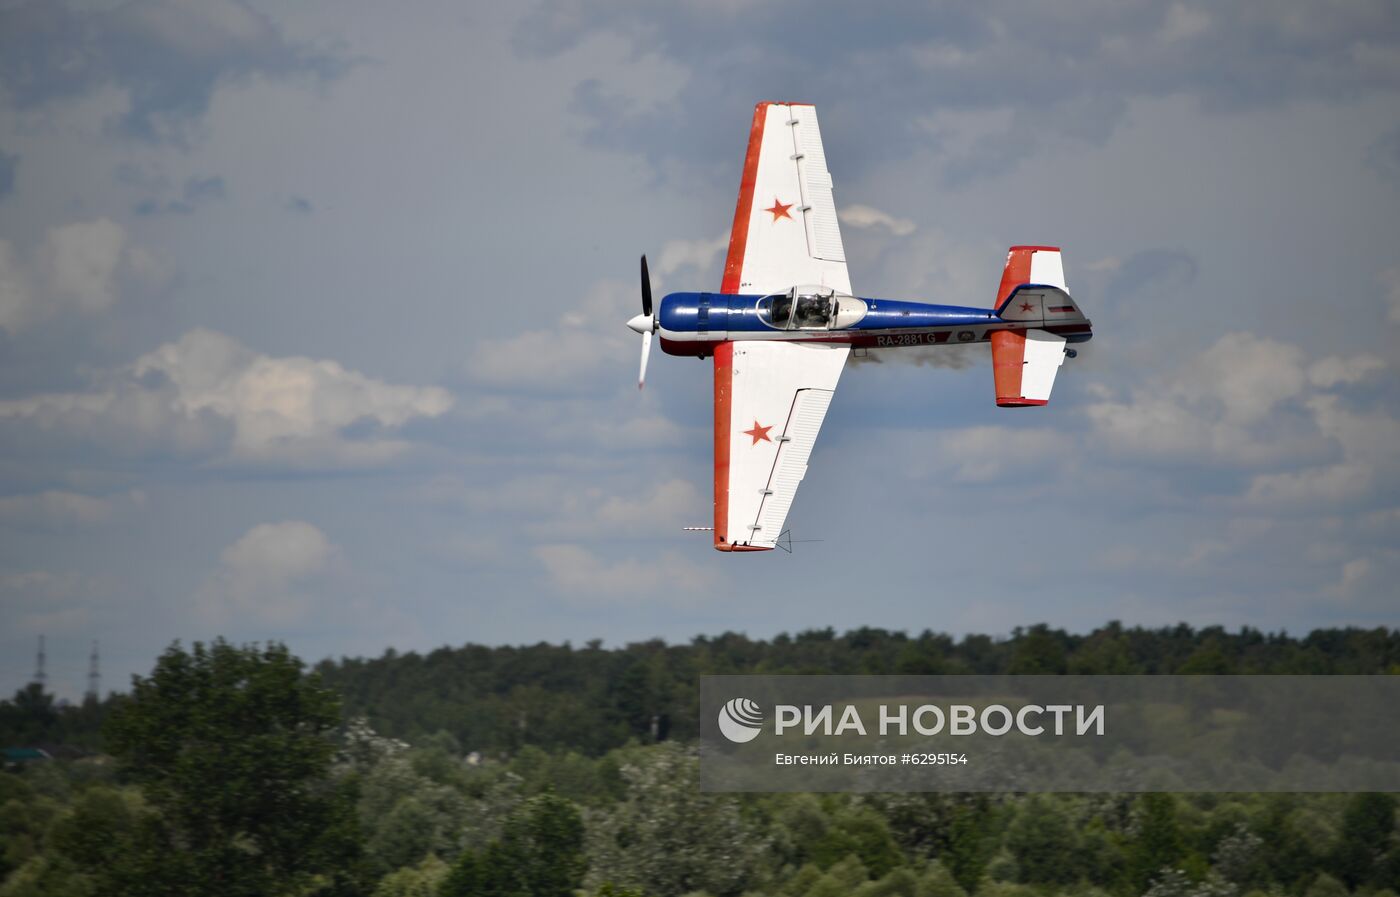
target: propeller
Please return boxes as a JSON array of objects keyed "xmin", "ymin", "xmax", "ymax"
[
  {"xmin": 627, "ymin": 255, "xmax": 657, "ymax": 389},
  {"xmin": 641, "ymin": 254, "xmax": 652, "ymax": 318}
]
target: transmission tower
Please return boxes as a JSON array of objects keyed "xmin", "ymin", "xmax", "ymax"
[
  {"xmin": 86, "ymin": 640, "xmax": 101, "ymax": 701},
  {"xmin": 32, "ymin": 634, "xmax": 47, "ymax": 687}
]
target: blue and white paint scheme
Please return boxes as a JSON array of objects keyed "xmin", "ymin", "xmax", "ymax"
[
  {"xmin": 638, "ymin": 285, "xmax": 1092, "ymax": 354},
  {"xmin": 626, "ymin": 102, "xmax": 1093, "ymax": 553}
]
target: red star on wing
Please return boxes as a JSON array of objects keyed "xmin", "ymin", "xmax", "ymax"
[
  {"xmin": 1019, "ymin": 301, "xmax": 1035, "ymax": 313},
  {"xmin": 743, "ymin": 421, "xmax": 773, "ymax": 445},
  {"xmin": 764, "ymin": 198, "xmax": 792, "ymax": 221}
]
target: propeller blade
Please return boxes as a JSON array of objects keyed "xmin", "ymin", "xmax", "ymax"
[
  {"xmin": 640, "ymin": 255, "xmax": 653, "ymax": 317},
  {"xmin": 638, "ymin": 330, "xmax": 652, "ymax": 390}
]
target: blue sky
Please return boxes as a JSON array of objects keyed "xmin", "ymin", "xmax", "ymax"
[{"xmin": 1, "ymin": 0, "xmax": 1398, "ymax": 698}]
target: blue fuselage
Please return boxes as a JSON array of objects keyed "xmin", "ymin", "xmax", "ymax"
[{"xmin": 655, "ymin": 291, "xmax": 1091, "ymax": 356}]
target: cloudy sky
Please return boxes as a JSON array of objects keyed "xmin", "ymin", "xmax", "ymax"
[{"xmin": 2, "ymin": 0, "xmax": 1398, "ymax": 698}]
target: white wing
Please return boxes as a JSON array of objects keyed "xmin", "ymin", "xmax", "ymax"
[
  {"xmin": 714, "ymin": 340, "xmax": 846, "ymax": 550},
  {"xmin": 713, "ymin": 103, "xmax": 850, "ymax": 551},
  {"xmin": 721, "ymin": 103, "xmax": 852, "ymax": 295}
]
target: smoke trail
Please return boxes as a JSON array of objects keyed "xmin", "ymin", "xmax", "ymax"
[{"xmin": 848, "ymin": 344, "xmax": 982, "ymax": 370}]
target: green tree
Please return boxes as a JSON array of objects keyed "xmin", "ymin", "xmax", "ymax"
[
  {"xmin": 788, "ymin": 800, "xmax": 903, "ymax": 879},
  {"xmin": 915, "ymin": 860, "xmax": 967, "ymax": 897},
  {"xmin": 1331, "ymin": 793, "xmax": 1396, "ymax": 887},
  {"xmin": 584, "ymin": 743, "xmax": 765, "ymax": 896},
  {"xmin": 94, "ymin": 639, "xmax": 362, "ymax": 896},
  {"xmin": 1305, "ymin": 872, "xmax": 1350, "ymax": 897},
  {"xmin": 1128, "ymin": 794, "xmax": 1185, "ymax": 892},
  {"xmin": 372, "ymin": 855, "xmax": 449, "ymax": 897},
  {"xmin": 440, "ymin": 792, "xmax": 585, "ymax": 897},
  {"xmin": 1178, "ymin": 644, "xmax": 1236, "ymax": 675},
  {"xmin": 1007, "ymin": 625, "xmax": 1068, "ymax": 674},
  {"xmin": 1005, "ymin": 796, "xmax": 1078, "ymax": 884},
  {"xmin": 0, "ymin": 685, "xmax": 57, "ymax": 746},
  {"xmin": 942, "ymin": 800, "xmax": 1000, "ymax": 892}
]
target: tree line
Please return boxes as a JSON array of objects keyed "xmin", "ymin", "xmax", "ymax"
[
  {"xmin": 0, "ymin": 624, "xmax": 1396, "ymax": 896},
  {"xmin": 318, "ymin": 622, "xmax": 1399, "ymax": 756}
]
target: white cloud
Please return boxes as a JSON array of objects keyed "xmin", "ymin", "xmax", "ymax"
[
  {"xmin": 655, "ymin": 232, "xmax": 728, "ymax": 279},
  {"xmin": 0, "ymin": 240, "xmax": 35, "ymax": 332},
  {"xmin": 1308, "ymin": 354, "xmax": 1386, "ymax": 388},
  {"xmin": 1246, "ymin": 393, "xmax": 1400, "ymax": 507},
  {"xmin": 1323, "ymin": 553, "xmax": 1398, "ymax": 604},
  {"xmin": 469, "ymin": 327, "xmax": 626, "ymax": 391},
  {"xmin": 839, "ymin": 204, "xmax": 916, "ymax": 237},
  {"xmin": 529, "ymin": 478, "xmax": 705, "ymax": 538},
  {"xmin": 469, "ymin": 239, "xmax": 733, "ymax": 393},
  {"xmin": 0, "ymin": 489, "xmax": 144, "ymax": 529},
  {"xmin": 448, "ymin": 474, "xmax": 705, "ymax": 541},
  {"xmin": 197, "ymin": 520, "xmax": 336, "ymax": 626},
  {"xmin": 1084, "ymin": 332, "xmax": 1400, "ymax": 511},
  {"xmin": 1383, "ymin": 267, "xmax": 1400, "ymax": 324},
  {"xmin": 0, "ymin": 570, "xmax": 111, "ymax": 635},
  {"xmin": 1246, "ymin": 462, "xmax": 1375, "ymax": 506},
  {"xmin": 0, "ymin": 219, "xmax": 167, "ymax": 331},
  {"xmin": 1186, "ymin": 333, "xmax": 1308, "ymax": 426},
  {"xmin": 1084, "ymin": 332, "xmax": 1351, "ymax": 465},
  {"xmin": 533, "ymin": 543, "xmax": 716, "ymax": 605},
  {"xmin": 470, "ymin": 279, "xmax": 631, "ymax": 390},
  {"xmin": 1160, "ymin": 4, "xmax": 1211, "ymax": 43},
  {"xmin": 579, "ymin": 413, "xmax": 693, "ymax": 450},
  {"xmin": 39, "ymin": 219, "xmax": 127, "ymax": 313},
  {"xmin": 128, "ymin": 0, "xmax": 271, "ymax": 57},
  {"xmin": 0, "ymin": 328, "xmax": 454, "ymax": 466},
  {"xmin": 924, "ymin": 426, "xmax": 1072, "ymax": 483}
]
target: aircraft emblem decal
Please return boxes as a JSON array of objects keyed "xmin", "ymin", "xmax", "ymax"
[
  {"xmin": 743, "ymin": 421, "xmax": 773, "ymax": 445},
  {"xmin": 764, "ymin": 198, "xmax": 793, "ymax": 221}
]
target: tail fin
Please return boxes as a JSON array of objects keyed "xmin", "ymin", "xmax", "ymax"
[
  {"xmin": 994, "ymin": 245, "xmax": 1085, "ymax": 323},
  {"xmin": 990, "ymin": 246, "xmax": 1086, "ymax": 407}
]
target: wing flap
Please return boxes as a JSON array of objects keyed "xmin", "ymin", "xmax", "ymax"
[
  {"xmin": 790, "ymin": 105, "xmax": 845, "ymax": 263},
  {"xmin": 753, "ymin": 388, "xmax": 835, "ymax": 540}
]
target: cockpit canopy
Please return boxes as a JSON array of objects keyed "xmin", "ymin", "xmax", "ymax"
[{"xmin": 757, "ymin": 286, "xmax": 868, "ymax": 331}]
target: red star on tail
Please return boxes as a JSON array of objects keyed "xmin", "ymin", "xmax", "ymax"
[{"xmin": 764, "ymin": 198, "xmax": 792, "ymax": 221}]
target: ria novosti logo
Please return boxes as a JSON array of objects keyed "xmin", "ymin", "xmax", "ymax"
[
  {"xmin": 714, "ymin": 696, "xmax": 1107, "ymax": 742},
  {"xmin": 717, "ymin": 697, "xmax": 765, "ymax": 743}
]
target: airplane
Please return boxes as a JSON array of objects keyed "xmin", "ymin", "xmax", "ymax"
[{"xmin": 627, "ymin": 102, "xmax": 1092, "ymax": 553}]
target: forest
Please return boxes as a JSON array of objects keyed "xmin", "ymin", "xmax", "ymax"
[{"xmin": 0, "ymin": 623, "xmax": 1397, "ymax": 897}]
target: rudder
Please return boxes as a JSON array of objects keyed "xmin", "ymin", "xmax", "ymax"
[{"xmin": 990, "ymin": 246, "xmax": 1086, "ymax": 407}]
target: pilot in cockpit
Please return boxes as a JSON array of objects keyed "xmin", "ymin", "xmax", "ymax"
[
  {"xmin": 769, "ymin": 293, "xmax": 794, "ymax": 327},
  {"xmin": 793, "ymin": 291, "xmax": 833, "ymax": 329}
]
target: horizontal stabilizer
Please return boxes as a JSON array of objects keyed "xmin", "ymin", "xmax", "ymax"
[{"xmin": 990, "ymin": 329, "xmax": 1067, "ymax": 406}]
